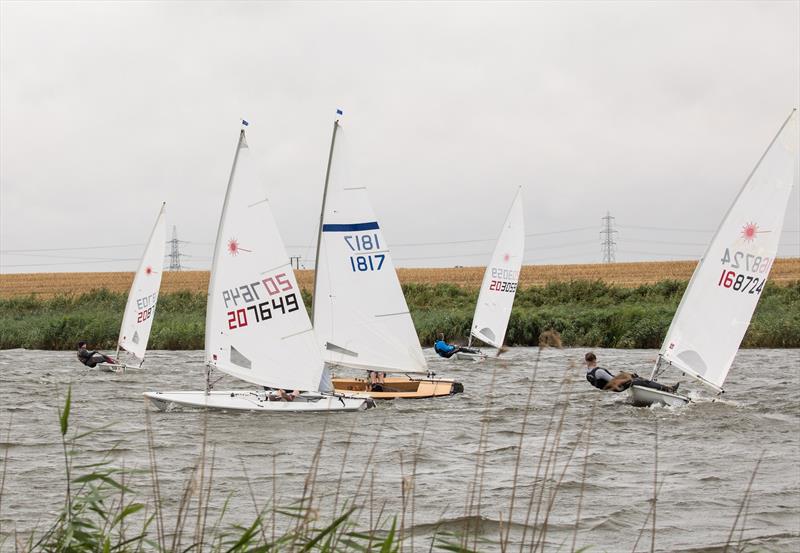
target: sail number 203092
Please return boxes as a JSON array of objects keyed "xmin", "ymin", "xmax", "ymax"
[{"xmin": 344, "ymin": 233, "xmax": 385, "ymax": 272}]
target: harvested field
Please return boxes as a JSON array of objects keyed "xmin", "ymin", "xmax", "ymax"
[{"xmin": 2, "ymin": 258, "xmax": 799, "ymax": 298}]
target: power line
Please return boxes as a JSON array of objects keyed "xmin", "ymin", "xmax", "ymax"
[
  {"xmin": 616, "ymin": 250, "xmax": 700, "ymax": 259},
  {"xmin": 622, "ymin": 238, "xmax": 708, "ymax": 247},
  {"xmin": 1, "ymin": 258, "xmax": 141, "ymax": 268},
  {"xmin": 0, "ymin": 243, "xmax": 145, "ymax": 253},
  {"xmin": 617, "ymin": 225, "xmax": 713, "ymax": 233}
]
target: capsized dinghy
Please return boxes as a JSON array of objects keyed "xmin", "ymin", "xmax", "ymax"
[
  {"xmin": 311, "ymin": 117, "xmax": 462, "ymax": 399},
  {"xmin": 630, "ymin": 109, "xmax": 798, "ymax": 407},
  {"xmin": 143, "ymin": 125, "xmax": 373, "ymax": 413},
  {"xmin": 101, "ymin": 203, "xmax": 167, "ymax": 373},
  {"xmin": 454, "ymin": 188, "xmax": 524, "ymax": 361}
]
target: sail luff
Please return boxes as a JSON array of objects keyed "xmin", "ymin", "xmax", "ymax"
[
  {"xmin": 204, "ymin": 129, "xmax": 246, "ymax": 359},
  {"xmin": 312, "ymin": 119, "xmax": 340, "ymax": 325}
]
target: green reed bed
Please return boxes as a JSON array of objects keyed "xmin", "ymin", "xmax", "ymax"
[{"xmin": 1, "ymin": 281, "xmax": 798, "ymax": 350}]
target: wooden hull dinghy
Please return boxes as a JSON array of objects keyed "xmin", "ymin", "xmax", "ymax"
[
  {"xmin": 144, "ymin": 125, "xmax": 374, "ymax": 414},
  {"xmin": 332, "ymin": 375, "xmax": 463, "ymax": 399},
  {"xmin": 628, "ymin": 110, "xmax": 798, "ymax": 407},
  {"xmin": 144, "ymin": 390, "xmax": 373, "ymax": 412}
]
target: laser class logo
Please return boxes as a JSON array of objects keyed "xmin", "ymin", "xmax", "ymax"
[
  {"xmin": 740, "ymin": 222, "xmax": 766, "ymax": 242},
  {"xmin": 227, "ymin": 238, "xmax": 252, "ymax": 256}
]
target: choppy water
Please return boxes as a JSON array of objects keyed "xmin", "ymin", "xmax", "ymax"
[{"xmin": 1, "ymin": 348, "xmax": 798, "ymax": 552}]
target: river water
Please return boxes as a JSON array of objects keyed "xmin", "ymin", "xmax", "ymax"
[{"xmin": 0, "ymin": 348, "xmax": 798, "ymax": 552}]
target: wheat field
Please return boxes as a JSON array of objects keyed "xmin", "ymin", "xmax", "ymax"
[{"xmin": 1, "ymin": 258, "xmax": 798, "ymax": 298}]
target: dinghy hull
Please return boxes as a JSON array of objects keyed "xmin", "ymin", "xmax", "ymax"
[
  {"xmin": 143, "ymin": 390, "xmax": 374, "ymax": 412},
  {"xmin": 332, "ymin": 376, "xmax": 463, "ymax": 399},
  {"xmin": 628, "ymin": 385, "xmax": 690, "ymax": 407},
  {"xmin": 98, "ymin": 363, "xmax": 135, "ymax": 373},
  {"xmin": 453, "ymin": 351, "xmax": 487, "ymax": 361}
]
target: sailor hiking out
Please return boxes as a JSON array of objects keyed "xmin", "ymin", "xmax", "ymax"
[
  {"xmin": 76, "ymin": 341, "xmax": 116, "ymax": 368},
  {"xmin": 434, "ymin": 333, "xmax": 481, "ymax": 359},
  {"xmin": 584, "ymin": 352, "xmax": 679, "ymax": 394}
]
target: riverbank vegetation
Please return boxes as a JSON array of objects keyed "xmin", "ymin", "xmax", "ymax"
[{"xmin": 1, "ymin": 280, "xmax": 798, "ymax": 350}]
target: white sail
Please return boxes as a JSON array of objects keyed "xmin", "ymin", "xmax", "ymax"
[
  {"xmin": 659, "ymin": 110, "xmax": 798, "ymax": 391},
  {"xmin": 117, "ymin": 203, "xmax": 167, "ymax": 364},
  {"xmin": 313, "ymin": 122, "xmax": 428, "ymax": 374},
  {"xmin": 470, "ymin": 188, "xmax": 525, "ymax": 348},
  {"xmin": 205, "ymin": 130, "xmax": 323, "ymax": 392}
]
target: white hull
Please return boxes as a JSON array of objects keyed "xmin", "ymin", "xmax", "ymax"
[
  {"xmin": 143, "ymin": 390, "xmax": 373, "ymax": 412},
  {"xmin": 628, "ymin": 385, "xmax": 690, "ymax": 407},
  {"xmin": 454, "ymin": 351, "xmax": 488, "ymax": 361},
  {"xmin": 98, "ymin": 363, "xmax": 137, "ymax": 373}
]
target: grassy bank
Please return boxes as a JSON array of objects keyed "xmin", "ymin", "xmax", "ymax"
[{"xmin": 1, "ymin": 280, "xmax": 799, "ymax": 350}]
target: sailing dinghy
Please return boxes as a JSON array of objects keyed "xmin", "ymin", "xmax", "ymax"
[
  {"xmin": 313, "ymin": 118, "xmax": 463, "ymax": 399},
  {"xmin": 454, "ymin": 188, "xmax": 524, "ymax": 361},
  {"xmin": 101, "ymin": 203, "xmax": 167, "ymax": 373},
  {"xmin": 144, "ymin": 127, "xmax": 373, "ymax": 412},
  {"xmin": 630, "ymin": 109, "xmax": 798, "ymax": 407}
]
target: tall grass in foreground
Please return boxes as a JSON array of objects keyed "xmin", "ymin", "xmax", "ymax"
[
  {"xmin": 0, "ymin": 331, "xmax": 769, "ymax": 552},
  {"xmin": 2, "ymin": 280, "xmax": 799, "ymax": 349}
]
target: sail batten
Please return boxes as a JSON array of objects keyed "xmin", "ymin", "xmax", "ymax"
[
  {"xmin": 469, "ymin": 188, "xmax": 525, "ymax": 349},
  {"xmin": 657, "ymin": 110, "xmax": 798, "ymax": 391},
  {"xmin": 205, "ymin": 129, "xmax": 324, "ymax": 391},
  {"xmin": 313, "ymin": 122, "xmax": 428, "ymax": 375},
  {"xmin": 117, "ymin": 203, "xmax": 167, "ymax": 364}
]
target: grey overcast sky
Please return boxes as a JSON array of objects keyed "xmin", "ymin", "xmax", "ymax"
[{"xmin": 1, "ymin": 1, "xmax": 798, "ymax": 273}]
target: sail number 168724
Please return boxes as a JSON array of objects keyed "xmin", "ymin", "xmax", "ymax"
[{"xmin": 717, "ymin": 270, "xmax": 765, "ymax": 295}]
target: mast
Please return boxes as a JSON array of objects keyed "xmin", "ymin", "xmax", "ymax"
[
  {"xmin": 311, "ymin": 118, "xmax": 340, "ymax": 323},
  {"xmin": 204, "ymin": 127, "xmax": 246, "ymax": 391}
]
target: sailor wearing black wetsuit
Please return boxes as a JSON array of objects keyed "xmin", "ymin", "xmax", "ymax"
[
  {"xmin": 586, "ymin": 365, "xmax": 616, "ymax": 390},
  {"xmin": 76, "ymin": 341, "xmax": 114, "ymax": 368},
  {"xmin": 584, "ymin": 351, "xmax": 679, "ymax": 393}
]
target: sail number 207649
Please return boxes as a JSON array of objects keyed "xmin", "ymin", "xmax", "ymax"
[
  {"xmin": 344, "ymin": 233, "xmax": 385, "ymax": 272},
  {"xmin": 223, "ymin": 272, "xmax": 300, "ymax": 330}
]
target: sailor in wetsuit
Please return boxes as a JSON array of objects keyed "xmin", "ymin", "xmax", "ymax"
[
  {"xmin": 584, "ymin": 352, "xmax": 679, "ymax": 394},
  {"xmin": 433, "ymin": 333, "xmax": 480, "ymax": 359},
  {"xmin": 76, "ymin": 341, "xmax": 116, "ymax": 368}
]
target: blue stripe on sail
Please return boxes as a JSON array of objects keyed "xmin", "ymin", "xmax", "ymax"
[{"xmin": 322, "ymin": 222, "xmax": 380, "ymax": 232}]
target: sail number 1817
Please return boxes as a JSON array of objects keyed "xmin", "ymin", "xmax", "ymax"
[{"xmin": 344, "ymin": 233, "xmax": 386, "ymax": 272}]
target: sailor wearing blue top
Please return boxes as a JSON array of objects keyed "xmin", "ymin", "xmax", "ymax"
[{"xmin": 434, "ymin": 333, "xmax": 480, "ymax": 359}]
